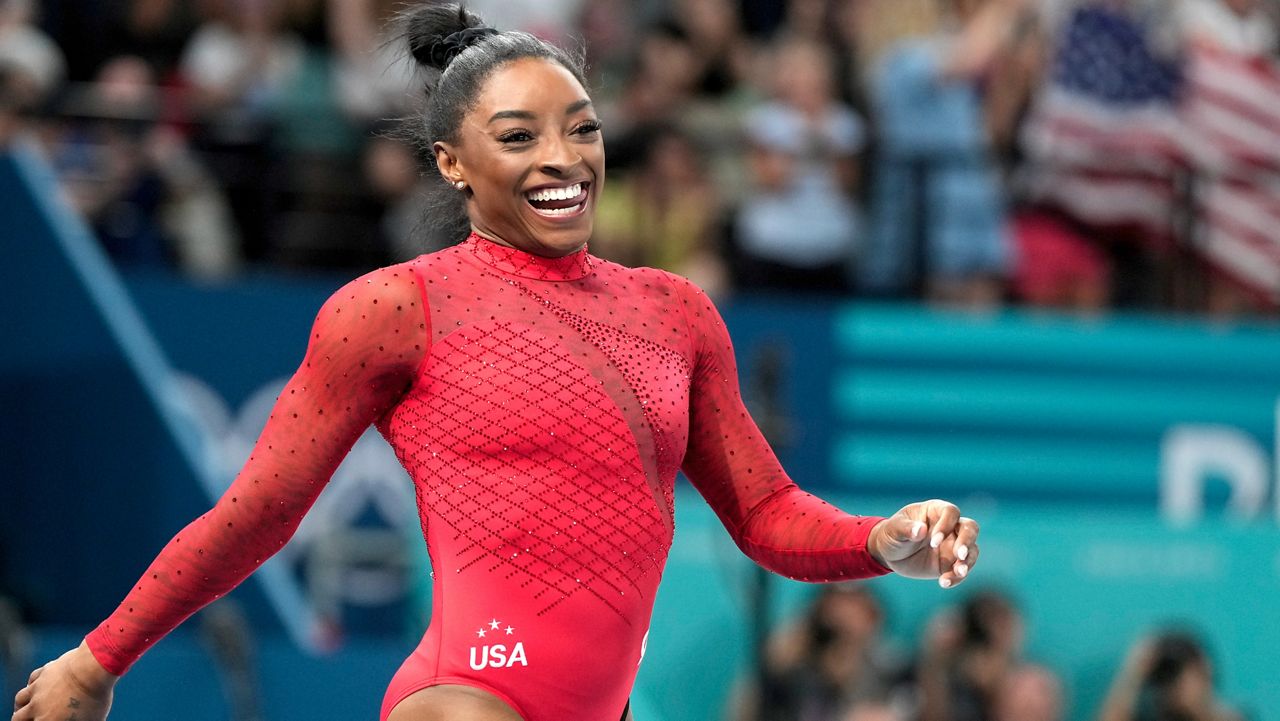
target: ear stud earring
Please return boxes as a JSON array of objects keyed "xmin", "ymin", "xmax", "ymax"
[{"xmin": 454, "ymin": 180, "xmax": 467, "ymax": 190}]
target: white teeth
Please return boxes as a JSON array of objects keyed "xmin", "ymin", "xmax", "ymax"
[
  {"xmin": 526, "ymin": 183, "xmax": 582, "ymax": 202},
  {"xmin": 532, "ymin": 201, "xmax": 585, "ymax": 216}
]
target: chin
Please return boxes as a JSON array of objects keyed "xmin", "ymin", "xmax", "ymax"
[{"xmin": 524, "ymin": 218, "xmax": 594, "ymax": 256}]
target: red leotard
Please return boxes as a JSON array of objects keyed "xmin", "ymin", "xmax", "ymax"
[{"xmin": 85, "ymin": 235, "xmax": 890, "ymax": 721}]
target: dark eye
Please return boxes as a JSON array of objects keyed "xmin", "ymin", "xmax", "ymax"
[
  {"xmin": 574, "ymin": 120, "xmax": 603, "ymax": 136},
  {"xmin": 498, "ymin": 130, "xmax": 534, "ymax": 143}
]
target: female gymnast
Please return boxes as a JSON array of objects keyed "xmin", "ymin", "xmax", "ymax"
[{"xmin": 12, "ymin": 6, "xmax": 980, "ymax": 721}]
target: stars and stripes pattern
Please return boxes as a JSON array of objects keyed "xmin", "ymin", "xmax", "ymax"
[
  {"xmin": 1183, "ymin": 44, "xmax": 1280, "ymax": 300},
  {"xmin": 1020, "ymin": 3, "xmax": 1280, "ymax": 303}
]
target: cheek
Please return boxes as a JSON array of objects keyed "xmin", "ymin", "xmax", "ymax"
[
  {"xmin": 585, "ymin": 142, "xmax": 607, "ymax": 179},
  {"xmin": 470, "ymin": 159, "xmax": 525, "ymax": 203}
]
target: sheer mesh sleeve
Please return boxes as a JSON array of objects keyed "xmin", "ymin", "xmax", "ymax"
[
  {"xmin": 675, "ymin": 278, "xmax": 890, "ymax": 582},
  {"xmin": 84, "ymin": 264, "xmax": 429, "ymax": 675}
]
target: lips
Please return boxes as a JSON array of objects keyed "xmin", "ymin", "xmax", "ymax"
[{"xmin": 525, "ymin": 182, "xmax": 589, "ymax": 217}]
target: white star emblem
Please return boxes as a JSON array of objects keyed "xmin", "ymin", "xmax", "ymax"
[
  {"xmin": 489, "ymin": 618, "xmax": 501, "ymax": 630},
  {"xmin": 505, "ymin": 626, "xmax": 515, "ymax": 635},
  {"xmin": 476, "ymin": 628, "xmax": 486, "ymax": 638}
]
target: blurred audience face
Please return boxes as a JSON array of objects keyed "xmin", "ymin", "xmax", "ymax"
[
  {"xmin": 0, "ymin": 0, "xmax": 33, "ymax": 26},
  {"xmin": 674, "ymin": 0, "xmax": 739, "ymax": 46},
  {"xmin": 993, "ymin": 664, "xmax": 1064, "ymax": 721},
  {"xmin": 199, "ymin": 0, "xmax": 285, "ymax": 33},
  {"xmin": 844, "ymin": 700, "xmax": 901, "ymax": 721},
  {"xmin": 1149, "ymin": 632, "xmax": 1216, "ymax": 713},
  {"xmin": 96, "ymin": 55, "xmax": 157, "ymax": 108},
  {"xmin": 773, "ymin": 39, "xmax": 836, "ymax": 114},
  {"xmin": 786, "ymin": 0, "xmax": 831, "ymax": 37},
  {"xmin": 965, "ymin": 590, "xmax": 1025, "ymax": 656},
  {"xmin": 817, "ymin": 585, "xmax": 883, "ymax": 643},
  {"xmin": 645, "ymin": 131, "xmax": 701, "ymax": 186},
  {"xmin": 637, "ymin": 30, "xmax": 698, "ymax": 96},
  {"xmin": 1167, "ymin": 660, "xmax": 1213, "ymax": 714},
  {"xmin": 364, "ymin": 136, "xmax": 419, "ymax": 199}
]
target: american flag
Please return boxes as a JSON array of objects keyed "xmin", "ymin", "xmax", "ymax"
[
  {"xmin": 1020, "ymin": 3, "xmax": 1280, "ymax": 304},
  {"xmin": 1182, "ymin": 45, "xmax": 1280, "ymax": 301}
]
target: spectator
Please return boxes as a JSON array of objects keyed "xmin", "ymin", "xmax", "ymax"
[
  {"xmin": 578, "ymin": 0, "xmax": 645, "ymax": 90},
  {"xmin": 1010, "ymin": 210, "xmax": 1112, "ymax": 311},
  {"xmin": 732, "ymin": 35, "xmax": 864, "ymax": 294},
  {"xmin": 328, "ymin": 0, "xmax": 421, "ymax": 125},
  {"xmin": 179, "ymin": 0, "xmax": 304, "ymax": 126},
  {"xmin": 465, "ymin": 0, "xmax": 586, "ymax": 46},
  {"xmin": 992, "ymin": 663, "xmax": 1065, "ymax": 721},
  {"xmin": 843, "ymin": 699, "xmax": 907, "ymax": 721},
  {"xmin": 914, "ymin": 589, "xmax": 1030, "ymax": 721},
  {"xmin": 47, "ymin": 55, "xmax": 240, "ymax": 276},
  {"xmin": 1099, "ymin": 631, "xmax": 1244, "ymax": 721},
  {"xmin": 603, "ymin": 20, "xmax": 701, "ymax": 152},
  {"xmin": 857, "ymin": 0, "xmax": 1027, "ymax": 306},
  {"xmin": 591, "ymin": 123, "xmax": 728, "ymax": 295},
  {"xmin": 745, "ymin": 584, "xmax": 905, "ymax": 721},
  {"xmin": 363, "ymin": 133, "xmax": 431, "ymax": 262},
  {"xmin": 111, "ymin": 0, "xmax": 197, "ymax": 80},
  {"xmin": 666, "ymin": 0, "xmax": 750, "ymax": 99},
  {"xmin": 0, "ymin": 0, "xmax": 65, "ymax": 110}
]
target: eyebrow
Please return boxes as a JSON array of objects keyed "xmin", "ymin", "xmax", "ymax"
[{"xmin": 487, "ymin": 99, "xmax": 594, "ymax": 124}]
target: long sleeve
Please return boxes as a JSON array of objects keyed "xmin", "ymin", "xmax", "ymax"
[
  {"xmin": 85, "ymin": 264, "xmax": 429, "ymax": 675},
  {"xmin": 675, "ymin": 278, "xmax": 890, "ymax": 582}
]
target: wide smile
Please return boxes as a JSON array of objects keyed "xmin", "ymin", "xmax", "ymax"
[{"xmin": 524, "ymin": 181, "xmax": 590, "ymax": 219}]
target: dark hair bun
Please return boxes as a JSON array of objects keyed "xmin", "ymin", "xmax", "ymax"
[{"xmin": 405, "ymin": 4, "xmax": 498, "ymax": 72}]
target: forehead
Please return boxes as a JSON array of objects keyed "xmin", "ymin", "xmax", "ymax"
[{"xmin": 471, "ymin": 57, "xmax": 590, "ymax": 118}]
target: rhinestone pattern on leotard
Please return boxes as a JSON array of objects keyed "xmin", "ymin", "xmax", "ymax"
[
  {"xmin": 383, "ymin": 319, "xmax": 671, "ymax": 621},
  {"xmin": 85, "ymin": 234, "xmax": 889, "ymax": 687}
]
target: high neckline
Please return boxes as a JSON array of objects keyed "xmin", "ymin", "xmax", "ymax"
[{"xmin": 463, "ymin": 233, "xmax": 594, "ymax": 282}]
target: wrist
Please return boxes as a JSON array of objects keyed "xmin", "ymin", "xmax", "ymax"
[
  {"xmin": 72, "ymin": 641, "xmax": 120, "ymax": 691},
  {"xmin": 867, "ymin": 518, "xmax": 889, "ymax": 569}
]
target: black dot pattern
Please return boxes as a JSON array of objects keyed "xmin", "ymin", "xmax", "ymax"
[{"xmin": 85, "ymin": 233, "xmax": 889, "ymax": 688}]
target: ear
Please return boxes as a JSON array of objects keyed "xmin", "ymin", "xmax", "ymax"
[{"xmin": 434, "ymin": 141, "xmax": 464, "ymax": 185}]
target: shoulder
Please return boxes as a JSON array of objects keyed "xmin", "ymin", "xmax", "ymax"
[
  {"xmin": 316, "ymin": 260, "xmax": 427, "ymax": 324},
  {"xmin": 617, "ymin": 264, "xmax": 725, "ymax": 337},
  {"xmin": 401, "ymin": 242, "xmax": 470, "ymax": 281},
  {"xmin": 594, "ymin": 259, "xmax": 707, "ymax": 307}
]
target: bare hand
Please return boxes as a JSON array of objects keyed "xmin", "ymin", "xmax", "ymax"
[
  {"xmin": 868, "ymin": 499, "xmax": 980, "ymax": 588},
  {"xmin": 12, "ymin": 642, "xmax": 116, "ymax": 721}
]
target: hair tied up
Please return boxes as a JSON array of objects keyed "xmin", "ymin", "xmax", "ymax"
[{"xmin": 430, "ymin": 27, "xmax": 501, "ymax": 69}]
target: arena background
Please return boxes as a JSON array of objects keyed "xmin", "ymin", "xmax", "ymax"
[{"xmin": 3, "ymin": 0, "xmax": 1280, "ymax": 720}]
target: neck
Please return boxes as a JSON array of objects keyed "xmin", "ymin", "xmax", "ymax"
[{"xmin": 470, "ymin": 227, "xmax": 586, "ymax": 259}]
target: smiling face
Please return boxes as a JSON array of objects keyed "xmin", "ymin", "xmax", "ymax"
[{"xmin": 434, "ymin": 57, "xmax": 605, "ymax": 257}]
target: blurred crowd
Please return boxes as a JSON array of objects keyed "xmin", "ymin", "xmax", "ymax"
[
  {"xmin": 732, "ymin": 585, "xmax": 1247, "ymax": 721},
  {"xmin": 2, "ymin": 0, "xmax": 1279, "ymax": 314}
]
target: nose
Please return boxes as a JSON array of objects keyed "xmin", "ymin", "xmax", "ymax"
[{"xmin": 538, "ymin": 134, "xmax": 581, "ymax": 177}]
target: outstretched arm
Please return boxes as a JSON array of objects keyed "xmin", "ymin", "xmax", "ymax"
[
  {"xmin": 13, "ymin": 264, "xmax": 429, "ymax": 720},
  {"xmin": 675, "ymin": 277, "xmax": 887, "ymax": 582},
  {"xmin": 674, "ymin": 278, "xmax": 978, "ymax": 586}
]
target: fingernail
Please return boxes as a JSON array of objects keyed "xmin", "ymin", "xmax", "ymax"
[
  {"xmin": 956, "ymin": 563, "xmax": 968, "ymax": 578},
  {"xmin": 940, "ymin": 577, "xmax": 952, "ymax": 589},
  {"xmin": 931, "ymin": 532, "xmax": 944, "ymax": 549},
  {"xmin": 911, "ymin": 521, "xmax": 926, "ymax": 539},
  {"xmin": 957, "ymin": 544, "xmax": 969, "ymax": 561}
]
